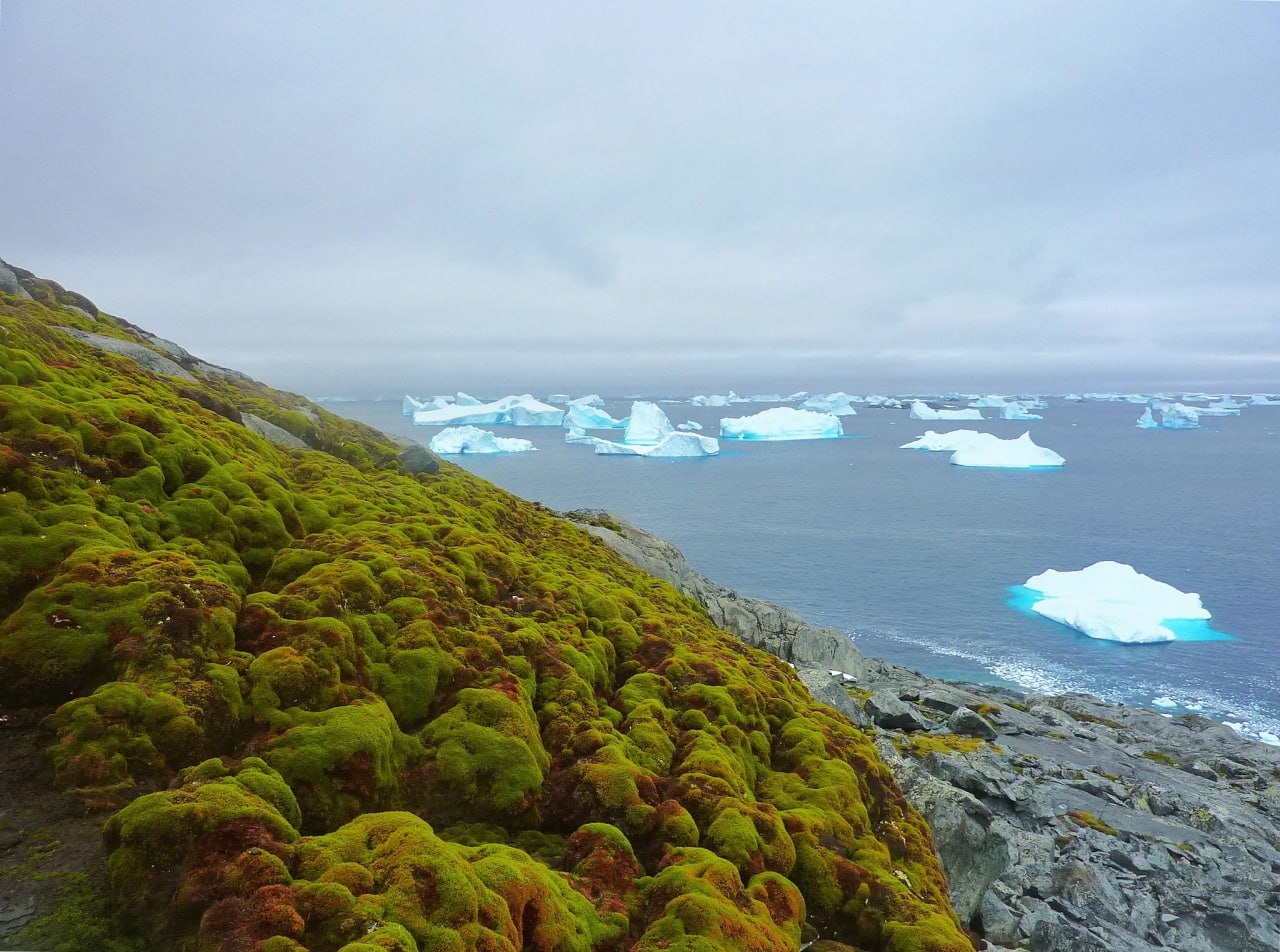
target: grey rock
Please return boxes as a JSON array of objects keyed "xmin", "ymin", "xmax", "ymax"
[
  {"xmin": 864, "ymin": 691, "xmax": 929, "ymax": 731},
  {"xmin": 392, "ymin": 437, "xmax": 442, "ymax": 476},
  {"xmin": 978, "ymin": 891, "xmax": 1020, "ymax": 945},
  {"xmin": 947, "ymin": 707, "xmax": 998, "ymax": 740},
  {"xmin": 0, "ymin": 258, "xmax": 33, "ymax": 299},
  {"xmin": 55, "ymin": 325, "xmax": 195, "ymax": 380},
  {"xmin": 242, "ymin": 413, "xmax": 308, "ymax": 449}
]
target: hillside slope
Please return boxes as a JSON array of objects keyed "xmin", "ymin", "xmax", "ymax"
[{"xmin": 0, "ymin": 259, "xmax": 972, "ymax": 952}]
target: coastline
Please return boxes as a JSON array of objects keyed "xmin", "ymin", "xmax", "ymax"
[{"xmin": 566, "ymin": 508, "xmax": 1280, "ymax": 951}]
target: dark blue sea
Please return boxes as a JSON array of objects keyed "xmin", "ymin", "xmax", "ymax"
[{"xmin": 328, "ymin": 397, "xmax": 1280, "ymax": 744}]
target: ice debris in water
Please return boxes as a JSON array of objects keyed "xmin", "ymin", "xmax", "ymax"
[{"xmin": 899, "ymin": 429, "xmax": 986, "ymax": 451}]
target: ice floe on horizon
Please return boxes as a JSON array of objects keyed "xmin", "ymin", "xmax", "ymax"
[
  {"xmin": 412, "ymin": 394, "xmax": 564, "ymax": 427},
  {"xmin": 429, "ymin": 425, "xmax": 537, "ymax": 455},
  {"xmin": 950, "ymin": 432, "xmax": 1064, "ymax": 468},
  {"xmin": 909, "ymin": 400, "xmax": 984, "ymax": 422},
  {"xmin": 720, "ymin": 407, "xmax": 843, "ymax": 441},
  {"xmin": 999, "ymin": 401, "xmax": 1043, "ymax": 421},
  {"xmin": 801, "ymin": 392, "xmax": 860, "ymax": 415}
]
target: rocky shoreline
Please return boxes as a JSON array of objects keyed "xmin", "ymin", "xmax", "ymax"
[{"xmin": 567, "ymin": 509, "xmax": 1280, "ymax": 952}]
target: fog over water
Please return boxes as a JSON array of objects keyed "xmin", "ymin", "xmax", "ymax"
[{"xmin": 2, "ymin": 2, "xmax": 1278, "ymax": 396}]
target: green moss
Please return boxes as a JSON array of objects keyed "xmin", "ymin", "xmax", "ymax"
[
  {"xmin": 1066, "ymin": 810, "xmax": 1119, "ymax": 836},
  {"xmin": 894, "ymin": 733, "xmax": 986, "ymax": 758},
  {"xmin": 1141, "ymin": 749, "xmax": 1180, "ymax": 767}
]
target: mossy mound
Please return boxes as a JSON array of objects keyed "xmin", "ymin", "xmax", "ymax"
[{"xmin": 0, "ymin": 269, "xmax": 973, "ymax": 950}]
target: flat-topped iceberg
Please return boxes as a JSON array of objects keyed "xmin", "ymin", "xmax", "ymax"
[
  {"xmin": 690, "ymin": 392, "xmax": 737, "ymax": 407},
  {"xmin": 565, "ymin": 403, "xmax": 627, "ymax": 429},
  {"xmin": 720, "ymin": 406, "xmax": 842, "ymax": 441},
  {"xmin": 546, "ymin": 393, "xmax": 571, "ymax": 404},
  {"xmin": 413, "ymin": 394, "xmax": 564, "ymax": 427},
  {"xmin": 429, "ymin": 425, "xmax": 536, "ymax": 455},
  {"xmin": 1020, "ymin": 561, "xmax": 1211, "ymax": 644},
  {"xmin": 802, "ymin": 392, "xmax": 859, "ymax": 415},
  {"xmin": 623, "ymin": 401, "xmax": 675, "ymax": 445},
  {"xmin": 910, "ymin": 400, "xmax": 984, "ymax": 421},
  {"xmin": 1000, "ymin": 401, "xmax": 1043, "ymax": 421},
  {"xmin": 900, "ymin": 429, "xmax": 985, "ymax": 452},
  {"xmin": 949, "ymin": 431, "xmax": 1064, "ymax": 468},
  {"xmin": 593, "ymin": 432, "xmax": 719, "ymax": 458},
  {"xmin": 1250, "ymin": 394, "xmax": 1280, "ymax": 406}
]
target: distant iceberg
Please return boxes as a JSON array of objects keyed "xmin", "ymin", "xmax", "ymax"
[
  {"xmin": 969, "ymin": 395, "xmax": 1010, "ymax": 408},
  {"xmin": 802, "ymin": 392, "xmax": 860, "ymax": 415},
  {"xmin": 623, "ymin": 401, "xmax": 675, "ymax": 445},
  {"xmin": 564, "ymin": 426, "xmax": 597, "ymax": 445},
  {"xmin": 900, "ymin": 429, "xmax": 985, "ymax": 452},
  {"xmin": 413, "ymin": 394, "xmax": 564, "ymax": 427},
  {"xmin": 720, "ymin": 407, "xmax": 842, "ymax": 441},
  {"xmin": 690, "ymin": 392, "xmax": 736, "ymax": 407},
  {"xmin": 403, "ymin": 394, "xmax": 456, "ymax": 416},
  {"xmin": 864, "ymin": 395, "xmax": 905, "ymax": 408},
  {"xmin": 1063, "ymin": 393, "xmax": 1084, "ymax": 402},
  {"xmin": 1196, "ymin": 402, "xmax": 1242, "ymax": 417},
  {"xmin": 1160, "ymin": 403, "xmax": 1201, "ymax": 429},
  {"xmin": 565, "ymin": 403, "xmax": 628, "ymax": 429},
  {"xmin": 1019, "ymin": 561, "xmax": 1211, "ymax": 644},
  {"xmin": 910, "ymin": 400, "xmax": 984, "ymax": 422},
  {"xmin": 677, "ymin": 420, "xmax": 703, "ymax": 431},
  {"xmin": 1136, "ymin": 407, "xmax": 1159, "ymax": 429},
  {"xmin": 455, "ymin": 392, "xmax": 483, "ymax": 406},
  {"xmin": 546, "ymin": 393, "xmax": 571, "ymax": 404},
  {"xmin": 569, "ymin": 394, "xmax": 605, "ymax": 407},
  {"xmin": 1249, "ymin": 394, "xmax": 1280, "ymax": 406},
  {"xmin": 430, "ymin": 425, "xmax": 536, "ymax": 455},
  {"xmin": 949, "ymin": 432, "xmax": 1064, "ymax": 468},
  {"xmin": 594, "ymin": 432, "xmax": 719, "ymax": 458},
  {"xmin": 999, "ymin": 402, "xmax": 1043, "ymax": 421}
]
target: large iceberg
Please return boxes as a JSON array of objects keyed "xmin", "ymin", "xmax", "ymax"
[
  {"xmin": 1195, "ymin": 402, "xmax": 1242, "ymax": 417},
  {"xmin": 802, "ymin": 392, "xmax": 860, "ymax": 415},
  {"xmin": 900, "ymin": 429, "xmax": 985, "ymax": 452},
  {"xmin": 720, "ymin": 407, "xmax": 842, "ymax": 441},
  {"xmin": 999, "ymin": 402, "xmax": 1043, "ymax": 421},
  {"xmin": 1136, "ymin": 407, "xmax": 1159, "ymax": 429},
  {"xmin": 593, "ymin": 432, "xmax": 719, "ymax": 457},
  {"xmin": 623, "ymin": 401, "xmax": 675, "ymax": 445},
  {"xmin": 413, "ymin": 394, "xmax": 565, "ymax": 427},
  {"xmin": 1020, "ymin": 561, "xmax": 1211, "ymax": 644},
  {"xmin": 949, "ymin": 432, "xmax": 1065, "ymax": 468},
  {"xmin": 910, "ymin": 400, "xmax": 984, "ymax": 421},
  {"xmin": 429, "ymin": 426, "xmax": 536, "ymax": 455},
  {"xmin": 565, "ymin": 403, "xmax": 628, "ymax": 430}
]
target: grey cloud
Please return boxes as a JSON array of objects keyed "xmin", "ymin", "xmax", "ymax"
[{"xmin": 1, "ymin": 0, "xmax": 1277, "ymax": 396}]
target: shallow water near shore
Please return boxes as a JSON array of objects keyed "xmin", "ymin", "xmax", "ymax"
[{"xmin": 333, "ymin": 397, "xmax": 1280, "ymax": 743}]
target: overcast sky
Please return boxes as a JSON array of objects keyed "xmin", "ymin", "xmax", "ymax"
[{"xmin": 2, "ymin": 2, "xmax": 1278, "ymax": 396}]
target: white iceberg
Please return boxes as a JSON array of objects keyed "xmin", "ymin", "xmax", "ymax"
[
  {"xmin": 802, "ymin": 392, "xmax": 859, "ymax": 415},
  {"xmin": 677, "ymin": 420, "xmax": 703, "ymax": 431},
  {"xmin": 1249, "ymin": 394, "xmax": 1280, "ymax": 406},
  {"xmin": 546, "ymin": 393, "xmax": 571, "ymax": 404},
  {"xmin": 569, "ymin": 394, "xmax": 605, "ymax": 407},
  {"xmin": 403, "ymin": 394, "xmax": 455, "ymax": 416},
  {"xmin": 413, "ymin": 394, "xmax": 565, "ymax": 428},
  {"xmin": 910, "ymin": 400, "xmax": 984, "ymax": 421},
  {"xmin": 1136, "ymin": 407, "xmax": 1159, "ymax": 429},
  {"xmin": 565, "ymin": 403, "xmax": 628, "ymax": 429},
  {"xmin": 622, "ymin": 401, "xmax": 675, "ymax": 445},
  {"xmin": 593, "ymin": 432, "xmax": 719, "ymax": 457},
  {"xmin": 949, "ymin": 432, "xmax": 1065, "ymax": 468},
  {"xmin": 1063, "ymin": 393, "xmax": 1084, "ymax": 402},
  {"xmin": 429, "ymin": 425, "xmax": 536, "ymax": 455},
  {"xmin": 864, "ymin": 395, "xmax": 905, "ymax": 408},
  {"xmin": 1000, "ymin": 402, "xmax": 1043, "ymax": 421},
  {"xmin": 1022, "ymin": 561, "xmax": 1211, "ymax": 644},
  {"xmin": 969, "ymin": 395, "xmax": 1011, "ymax": 408},
  {"xmin": 900, "ymin": 429, "xmax": 985, "ymax": 451},
  {"xmin": 720, "ymin": 406, "xmax": 843, "ymax": 441},
  {"xmin": 455, "ymin": 392, "xmax": 483, "ymax": 406},
  {"xmin": 1196, "ymin": 402, "xmax": 1242, "ymax": 417}
]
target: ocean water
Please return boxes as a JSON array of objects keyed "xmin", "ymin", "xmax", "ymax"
[{"xmin": 331, "ymin": 398, "xmax": 1280, "ymax": 743}]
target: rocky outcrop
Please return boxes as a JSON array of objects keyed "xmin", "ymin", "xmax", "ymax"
[
  {"xmin": 242, "ymin": 412, "xmax": 308, "ymax": 449},
  {"xmin": 571, "ymin": 509, "xmax": 1280, "ymax": 952},
  {"xmin": 54, "ymin": 325, "xmax": 195, "ymax": 380}
]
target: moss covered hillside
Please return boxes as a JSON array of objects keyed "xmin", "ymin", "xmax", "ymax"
[{"xmin": 0, "ymin": 263, "xmax": 973, "ymax": 951}]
